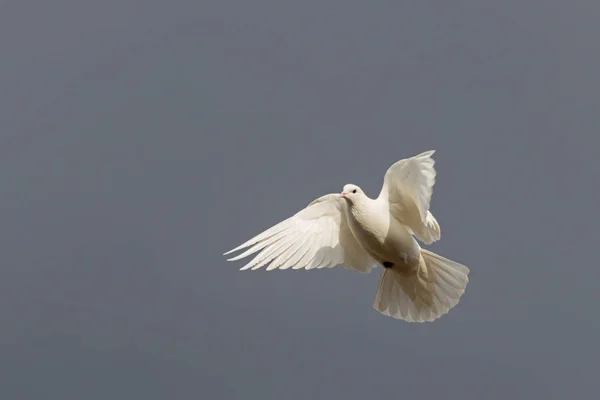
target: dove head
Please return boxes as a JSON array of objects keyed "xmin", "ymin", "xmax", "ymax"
[{"xmin": 340, "ymin": 184, "xmax": 365, "ymax": 204}]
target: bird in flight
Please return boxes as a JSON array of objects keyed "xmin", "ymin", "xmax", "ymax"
[{"xmin": 224, "ymin": 150, "xmax": 469, "ymax": 322}]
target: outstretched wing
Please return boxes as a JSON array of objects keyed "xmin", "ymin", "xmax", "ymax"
[
  {"xmin": 377, "ymin": 150, "xmax": 441, "ymax": 244},
  {"xmin": 224, "ymin": 194, "xmax": 377, "ymax": 273}
]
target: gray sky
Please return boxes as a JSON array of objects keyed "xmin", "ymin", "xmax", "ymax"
[{"xmin": 1, "ymin": 1, "xmax": 599, "ymax": 399}]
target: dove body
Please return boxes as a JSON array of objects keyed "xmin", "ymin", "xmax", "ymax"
[{"xmin": 340, "ymin": 186, "xmax": 420, "ymax": 271}]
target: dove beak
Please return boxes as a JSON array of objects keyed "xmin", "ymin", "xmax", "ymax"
[{"xmin": 339, "ymin": 192, "xmax": 347, "ymax": 198}]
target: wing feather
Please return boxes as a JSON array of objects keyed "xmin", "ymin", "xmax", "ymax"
[
  {"xmin": 377, "ymin": 150, "xmax": 441, "ymax": 244},
  {"xmin": 224, "ymin": 194, "xmax": 377, "ymax": 273}
]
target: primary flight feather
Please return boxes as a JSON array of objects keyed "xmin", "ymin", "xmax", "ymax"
[{"xmin": 224, "ymin": 150, "xmax": 469, "ymax": 322}]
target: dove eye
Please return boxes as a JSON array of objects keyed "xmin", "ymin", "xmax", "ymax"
[{"xmin": 352, "ymin": 189, "xmax": 357, "ymax": 193}]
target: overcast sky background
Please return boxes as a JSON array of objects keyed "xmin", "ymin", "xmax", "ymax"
[{"xmin": 1, "ymin": 1, "xmax": 599, "ymax": 399}]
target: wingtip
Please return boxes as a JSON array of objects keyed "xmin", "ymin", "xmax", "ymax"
[
  {"xmin": 224, "ymin": 248, "xmax": 245, "ymax": 259},
  {"xmin": 226, "ymin": 253, "xmax": 246, "ymax": 262},
  {"xmin": 223, "ymin": 243, "xmax": 245, "ymax": 256}
]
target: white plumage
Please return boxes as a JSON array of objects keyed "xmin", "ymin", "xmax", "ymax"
[{"xmin": 224, "ymin": 150, "xmax": 469, "ymax": 322}]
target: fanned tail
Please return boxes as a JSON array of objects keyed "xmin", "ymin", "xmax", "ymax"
[{"xmin": 373, "ymin": 249, "xmax": 469, "ymax": 322}]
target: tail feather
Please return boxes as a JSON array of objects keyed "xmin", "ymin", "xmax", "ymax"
[{"xmin": 373, "ymin": 249, "xmax": 469, "ymax": 322}]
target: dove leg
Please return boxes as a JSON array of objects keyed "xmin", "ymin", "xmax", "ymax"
[{"xmin": 383, "ymin": 250, "xmax": 412, "ymax": 268}]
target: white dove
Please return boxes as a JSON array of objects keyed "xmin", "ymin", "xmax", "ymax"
[{"xmin": 224, "ymin": 150, "xmax": 469, "ymax": 322}]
